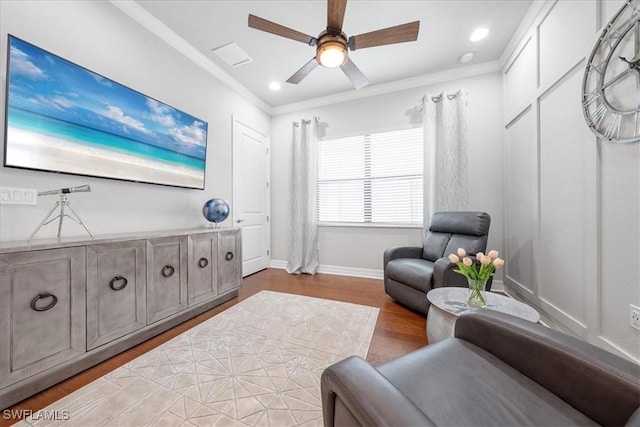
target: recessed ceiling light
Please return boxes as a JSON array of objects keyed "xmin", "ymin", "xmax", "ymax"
[
  {"xmin": 470, "ymin": 27, "xmax": 489, "ymax": 42},
  {"xmin": 460, "ymin": 52, "xmax": 474, "ymax": 63},
  {"xmin": 269, "ymin": 82, "xmax": 281, "ymax": 91}
]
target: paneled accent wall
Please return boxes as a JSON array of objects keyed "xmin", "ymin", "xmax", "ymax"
[{"xmin": 503, "ymin": 0, "xmax": 640, "ymax": 362}]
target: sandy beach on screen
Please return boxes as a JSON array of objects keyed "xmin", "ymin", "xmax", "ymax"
[{"xmin": 5, "ymin": 127, "xmax": 205, "ymax": 188}]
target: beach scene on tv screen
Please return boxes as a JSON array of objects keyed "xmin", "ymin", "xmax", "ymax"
[{"xmin": 5, "ymin": 36, "xmax": 208, "ymax": 189}]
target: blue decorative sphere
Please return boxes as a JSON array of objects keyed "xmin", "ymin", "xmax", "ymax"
[{"xmin": 202, "ymin": 199, "xmax": 230, "ymax": 223}]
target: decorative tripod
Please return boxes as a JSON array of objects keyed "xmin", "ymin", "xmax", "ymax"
[{"xmin": 28, "ymin": 193, "xmax": 94, "ymax": 241}]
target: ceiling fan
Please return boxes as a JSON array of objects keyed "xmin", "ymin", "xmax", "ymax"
[{"xmin": 248, "ymin": 0, "xmax": 420, "ymax": 89}]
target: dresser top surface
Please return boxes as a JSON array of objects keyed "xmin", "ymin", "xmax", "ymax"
[{"xmin": 0, "ymin": 227, "xmax": 239, "ymax": 254}]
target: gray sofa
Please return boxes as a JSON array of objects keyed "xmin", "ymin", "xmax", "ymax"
[
  {"xmin": 384, "ymin": 211, "xmax": 491, "ymax": 315},
  {"xmin": 321, "ymin": 310, "xmax": 640, "ymax": 426}
]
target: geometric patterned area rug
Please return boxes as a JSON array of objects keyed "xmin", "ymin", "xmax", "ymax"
[{"xmin": 21, "ymin": 291, "xmax": 379, "ymax": 426}]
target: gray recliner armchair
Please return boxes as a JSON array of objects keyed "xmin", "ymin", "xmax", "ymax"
[
  {"xmin": 384, "ymin": 211, "xmax": 491, "ymax": 315},
  {"xmin": 321, "ymin": 310, "xmax": 640, "ymax": 426}
]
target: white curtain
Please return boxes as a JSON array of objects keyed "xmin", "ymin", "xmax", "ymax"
[
  {"xmin": 422, "ymin": 91, "xmax": 468, "ymax": 228},
  {"xmin": 287, "ymin": 119, "xmax": 319, "ymax": 274}
]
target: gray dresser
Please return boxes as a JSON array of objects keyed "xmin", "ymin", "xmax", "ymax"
[{"xmin": 0, "ymin": 228, "xmax": 242, "ymax": 409}]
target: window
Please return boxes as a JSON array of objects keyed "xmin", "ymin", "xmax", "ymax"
[{"xmin": 317, "ymin": 127, "xmax": 423, "ymax": 226}]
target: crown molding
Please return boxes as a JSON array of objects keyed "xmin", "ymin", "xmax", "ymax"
[
  {"xmin": 110, "ymin": 0, "xmax": 544, "ymax": 117},
  {"xmin": 109, "ymin": 0, "xmax": 272, "ymax": 114},
  {"xmin": 271, "ymin": 0, "xmax": 552, "ymax": 114},
  {"xmin": 498, "ymin": 0, "xmax": 555, "ymax": 71},
  {"xmin": 271, "ymin": 60, "xmax": 502, "ymax": 115}
]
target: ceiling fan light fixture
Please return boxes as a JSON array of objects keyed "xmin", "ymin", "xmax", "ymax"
[
  {"xmin": 248, "ymin": 0, "xmax": 420, "ymax": 88},
  {"xmin": 317, "ymin": 39, "xmax": 347, "ymax": 68}
]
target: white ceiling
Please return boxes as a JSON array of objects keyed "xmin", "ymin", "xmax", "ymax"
[{"xmin": 134, "ymin": 0, "xmax": 533, "ymax": 108}]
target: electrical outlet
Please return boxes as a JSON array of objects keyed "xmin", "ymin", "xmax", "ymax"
[
  {"xmin": 631, "ymin": 305, "xmax": 640, "ymax": 331},
  {"xmin": 0, "ymin": 187, "xmax": 37, "ymax": 205}
]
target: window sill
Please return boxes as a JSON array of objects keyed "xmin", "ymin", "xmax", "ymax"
[{"xmin": 318, "ymin": 222, "xmax": 423, "ymax": 229}]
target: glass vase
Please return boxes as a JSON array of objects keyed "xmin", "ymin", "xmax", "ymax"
[{"xmin": 467, "ymin": 278, "xmax": 488, "ymax": 307}]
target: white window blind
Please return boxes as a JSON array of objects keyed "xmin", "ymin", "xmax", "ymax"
[{"xmin": 317, "ymin": 127, "xmax": 423, "ymax": 225}]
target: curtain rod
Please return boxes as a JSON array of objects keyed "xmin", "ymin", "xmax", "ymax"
[
  {"xmin": 415, "ymin": 90, "xmax": 464, "ymax": 110},
  {"xmin": 292, "ymin": 117, "xmax": 320, "ymax": 126}
]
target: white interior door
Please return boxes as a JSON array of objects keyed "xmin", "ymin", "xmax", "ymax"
[{"xmin": 232, "ymin": 117, "xmax": 270, "ymax": 276}]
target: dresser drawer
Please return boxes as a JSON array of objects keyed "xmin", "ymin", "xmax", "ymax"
[
  {"xmin": 218, "ymin": 230, "xmax": 242, "ymax": 294},
  {"xmin": 188, "ymin": 233, "xmax": 218, "ymax": 306},
  {"xmin": 146, "ymin": 236, "xmax": 187, "ymax": 324},
  {"xmin": 0, "ymin": 247, "xmax": 86, "ymax": 388},
  {"xmin": 86, "ymin": 240, "xmax": 146, "ymax": 350}
]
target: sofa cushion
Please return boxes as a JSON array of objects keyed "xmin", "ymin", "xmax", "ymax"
[
  {"xmin": 626, "ymin": 407, "xmax": 640, "ymax": 426},
  {"xmin": 430, "ymin": 211, "xmax": 490, "ymax": 236},
  {"xmin": 443, "ymin": 234, "xmax": 487, "ymax": 257},
  {"xmin": 385, "ymin": 279, "xmax": 430, "ymax": 315},
  {"xmin": 422, "ymin": 232, "xmax": 451, "ymax": 261},
  {"xmin": 385, "ymin": 258, "xmax": 434, "ymax": 293},
  {"xmin": 378, "ymin": 339, "xmax": 597, "ymax": 427}
]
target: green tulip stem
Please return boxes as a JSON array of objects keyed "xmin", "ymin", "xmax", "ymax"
[{"xmin": 467, "ymin": 279, "xmax": 488, "ymax": 307}]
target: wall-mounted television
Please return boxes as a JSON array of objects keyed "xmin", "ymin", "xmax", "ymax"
[{"xmin": 3, "ymin": 35, "xmax": 208, "ymax": 190}]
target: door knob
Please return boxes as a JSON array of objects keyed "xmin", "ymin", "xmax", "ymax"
[{"xmin": 236, "ymin": 219, "xmax": 245, "ymax": 223}]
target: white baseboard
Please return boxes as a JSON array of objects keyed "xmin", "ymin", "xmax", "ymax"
[
  {"xmin": 270, "ymin": 260, "xmax": 288, "ymax": 270},
  {"xmin": 270, "ymin": 260, "xmax": 383, "ymax": 279},
  {"xmin": 270, "ymin": 261, "xmax": 506, "ymax": 285},
  {"xmin": 490, "ymin": 280, "xmax": 505, "ymax": 294}
]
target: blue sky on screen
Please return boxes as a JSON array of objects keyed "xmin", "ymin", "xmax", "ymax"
[{"xmin": 7, "ymin": 36, "xmax": 207, "ymax": 160}]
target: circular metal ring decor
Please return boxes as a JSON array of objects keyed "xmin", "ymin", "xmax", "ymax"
[
  {"xmin": 198, "ymin": 257, "xmax": 209, "ymax": 268},
  {"xmin": 582, "ymin": 0, "xmax": 640, "ymax": 143},
  {"xmin": 225, "ymin": 252, "xmax": 234, "ymax": 261}
]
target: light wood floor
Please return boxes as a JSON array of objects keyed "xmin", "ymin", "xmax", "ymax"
[{"xmin": 1, "ymin": 268, "xmax": 427, "ymax": 425}]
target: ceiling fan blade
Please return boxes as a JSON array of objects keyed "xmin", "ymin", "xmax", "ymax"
[
  {"xmin": 286, "ymin": 57, "xmax": 319, "ymax": 84},
  {"xmin": 248, "ymin": 14, "xmax": 317, "ymax": 45},
  {"xmin": 349, "ymin": 21, "xmax": 420, "ymax": 50},
  {"xmin": 340, "ymin": 58, "xmax": 369, "ymax": 89},
  {"xmin": 327, "ymin": 0, "xmax": 347, "ymax": 32}
]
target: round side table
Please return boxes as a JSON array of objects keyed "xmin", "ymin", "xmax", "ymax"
[{"xmin": 426, "ymin": 287, "xmax": 540, "ymax": 344}]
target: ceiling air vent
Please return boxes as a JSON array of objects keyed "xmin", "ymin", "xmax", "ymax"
[{"xmin": 211, "ymin": 42, "xmax": 252, "ymax": 67}]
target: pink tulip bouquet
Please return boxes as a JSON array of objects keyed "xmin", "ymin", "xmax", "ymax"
[{"xmin": 448, "ymin": 248, "xmax": 504, "ymax": 307}]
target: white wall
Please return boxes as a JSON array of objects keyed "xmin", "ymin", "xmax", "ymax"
[
  {"xmin": 6, "ymin": 1, "xmax": 636, "ymax": 364},
  {"xmin": 0, "ymin": 0, "xmax": 270, "ymax": 242},
  {"xmin": 271, "ymin": 72, "xmax": 504, "ymax": 276},
  {"xmin": 503, "ymin": 0, "xmax": 640, "ymax": 362}
]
